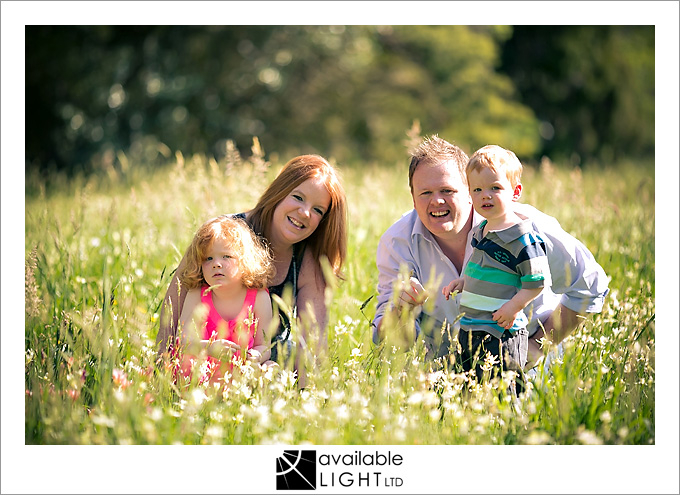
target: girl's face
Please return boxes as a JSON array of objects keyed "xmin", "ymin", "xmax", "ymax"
[
  {"xmin": 201, "ymin": 237, "xmax": 241, "ymax": 287},
  {"xmin": 270, "ymin": 176, "xmax": 331, "ymax": 247}
]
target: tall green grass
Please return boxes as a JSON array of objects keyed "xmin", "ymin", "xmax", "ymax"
[{"xmin": 24, "ymin": 145, "xmax": 654, "ymax": 445}]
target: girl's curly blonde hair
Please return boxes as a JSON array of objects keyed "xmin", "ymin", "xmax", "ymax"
[{"xmin": 179, "ymin": 215, "xmax": 274, "ymax": 290}]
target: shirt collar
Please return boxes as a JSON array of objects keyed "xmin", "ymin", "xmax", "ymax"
[
  {"xmin": 478, "ymin": 218, "xmax": 534, "ymax": 243},
  {"xmin": 411, "ymin": 210, "xmax": 434, "ymax": 240}
]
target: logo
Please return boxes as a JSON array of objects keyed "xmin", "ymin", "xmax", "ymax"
[
  {"xmin": 276, "ymin": 450, "xmax": 317, "ymax": 490},
  {"xmin": 493, "ymin": 250, "xmax": 511, "ymax": 264}
]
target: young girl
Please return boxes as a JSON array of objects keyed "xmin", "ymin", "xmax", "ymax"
[{"xmin": 178, "ymin": 215, "xmax": 275, "ymax": 385}]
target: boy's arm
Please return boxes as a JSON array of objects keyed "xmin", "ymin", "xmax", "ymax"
[
  {"xmin": 495, "ymin": 238, "xmax": 550, "ymax": 330},
  {"xmin": 493, "ymin": 287, "xmax": 543, "ymax": 330},
  {"xmin": 442, "ymin": 277, "xmax": 464, "ymax": 300}
]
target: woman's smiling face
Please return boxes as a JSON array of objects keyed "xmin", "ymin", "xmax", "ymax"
[{"xmin": 270, "ymin": 176, "xmax": 331, "ymax": 247}]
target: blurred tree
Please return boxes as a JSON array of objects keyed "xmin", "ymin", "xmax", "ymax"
[
  {"xmin": 369, "ymin": 25, "xmax": 540, "ymax": 160},
  {"xmin": 500, "ymin": 26, "xmax": 654, "ymax": 166},
  {"xmin": 29, "ymin": 25, "xmax": 653, "ymax": 177}
]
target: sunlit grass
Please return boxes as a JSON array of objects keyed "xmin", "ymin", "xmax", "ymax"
[{"xmin": 24, "ymin": 146, "xmax": 654, "ymax": 445}]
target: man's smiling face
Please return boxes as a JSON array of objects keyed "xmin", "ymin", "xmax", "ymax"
[{"xmin": 411, "ymin": 159, "xmax": 473, "ymax": 239}]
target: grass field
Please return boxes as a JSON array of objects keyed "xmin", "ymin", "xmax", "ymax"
[{"xmin": 23, "ymin": 145, "xmax": 655, "ymax": 447}]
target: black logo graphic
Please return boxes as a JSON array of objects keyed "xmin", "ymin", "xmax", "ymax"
[{"xmin": 276, "ymin": 450, "xmax": 317, "ymax": 490}]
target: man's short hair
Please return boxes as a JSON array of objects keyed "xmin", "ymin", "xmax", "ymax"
[{"xmin": 408, "ymin": 135, "xmax": 469, "ymax": 191}]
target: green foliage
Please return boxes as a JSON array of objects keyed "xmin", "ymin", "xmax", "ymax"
[
  {"xmin": 26, "ymin": 25, "xmax": 552, "ymax": 177},
  {"xmin": 24, "ymin": 143, "xmax": 654, "ymax": 445},
  {"xmin": 501, "ymin": 26, "xmax": 655, "ymax": 166},
  {"xmin": 26, "ymin": 26, "xmax": 655, "ymax": 179}
]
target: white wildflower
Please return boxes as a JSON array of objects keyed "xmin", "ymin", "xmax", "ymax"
[
  {"xmin": 205, "ymin": 425, "xmax": 224, "ymax": 442},
  {"xmin": 191, "ymin": 388, "xmax": 207, "ymax": 406},
  {"xmin": 255, "ymin": 405, "xmax": 271, "ymax": 428},
  {"xmin": 302, "ymin": 400, "xmax": 318, "ymax": 418},
  {"xmin": 525, "ymin": 431, "xmax": 552, "ymax": 445},
  {"xmin": 334, "ymin": 404, "xmax": 350, "ymax": 421},
  {"xmin": 577, "ymin": 428, "xmax": 603, "ymax": 445}
]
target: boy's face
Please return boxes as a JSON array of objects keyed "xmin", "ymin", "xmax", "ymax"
[{"xmin": 467, "ymin": 167, "xmax": 521, "ymax": 223}]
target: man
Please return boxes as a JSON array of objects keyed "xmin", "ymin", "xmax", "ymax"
[{"xmin": 373, "ymin": 136, "xmax": 609, "ymax": 367}]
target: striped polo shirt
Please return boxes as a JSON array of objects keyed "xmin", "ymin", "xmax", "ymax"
[{"xmin": 459, "ymin": 219, "xmax": 551, "ymax": 339}]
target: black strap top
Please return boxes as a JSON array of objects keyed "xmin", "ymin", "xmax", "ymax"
[
  {"xmin": 233, "ymin": 212, "xmax": 304, "ymax": 341},
  {"xmin": 268, "ymin": 242, "xmax": 305, "ymax": 340}
]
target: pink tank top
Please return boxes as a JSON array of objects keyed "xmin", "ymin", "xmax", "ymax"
[
  {"xmin": 180, "ymin": 287, "xmax": 261, "ymax": 385},
  {"xmin": 200, "ymin": 286, "xmax": 258, "ymax": 350}
]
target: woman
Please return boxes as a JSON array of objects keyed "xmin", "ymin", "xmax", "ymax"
[{"xmin": 156, "ymin": 154, "xmax": 347, "ymax": 366}]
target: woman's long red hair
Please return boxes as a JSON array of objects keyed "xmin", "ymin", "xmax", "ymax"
[{"xmin": 247, "ymin": 154, "xmax": 347, "ymax": 278}]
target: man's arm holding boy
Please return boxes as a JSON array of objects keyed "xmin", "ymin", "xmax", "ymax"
[{"xmin": 519, "ymin": 204, "xmax": 609, "ymax": 366}]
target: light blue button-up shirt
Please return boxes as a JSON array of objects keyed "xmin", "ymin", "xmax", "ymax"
[{"xmin": 373, "ymin": 204, "xmax": 609, "ymax": 355}]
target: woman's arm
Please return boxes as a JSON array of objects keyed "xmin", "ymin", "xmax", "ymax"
[
  {"xmin": 293, "ymin": 251, "xmax": 330, "ymax": 388},
  {"xmin": 156, "ymin": 253, "xmax": 189, "ymax": 355},
  {"xmin": 178, "ymin": 288, "xmax": 202, "ymax": 345},
  {"xmin": 178, "ymin": 288, "xmax": 210, "ymax": 358},
  {"xmin": 296, "ymin": 250, "xmax": 329, "ymax": 352},
  {"xmin": 248, "ymin": 289, "xmax": 274, "ymax": 362}
]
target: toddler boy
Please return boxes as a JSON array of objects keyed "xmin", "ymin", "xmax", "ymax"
[{"xmin": 443, "ymin": 145, "xmax": 551, "ymax": 385}]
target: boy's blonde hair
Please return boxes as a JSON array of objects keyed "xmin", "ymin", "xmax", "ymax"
[
  {"xmin": 179, "ymin": 215, "xmax": 274, "ymax": 290},
  {"xmin": 467, "ymin": 145, "xmax": 523, "ymax": 189}
]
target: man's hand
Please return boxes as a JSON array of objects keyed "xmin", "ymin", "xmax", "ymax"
[
  {"xmin": 398, "ymin": 276, "xmax": 429, "ymax": 307},
  {"xmin": 524, "ymin": 304, "xmax": 583, "ymax": 370},
  {"xmin": 526, "ymin": 333, "xmax": 545, "ymax": 369}
]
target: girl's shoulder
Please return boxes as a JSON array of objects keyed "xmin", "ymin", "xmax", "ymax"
[
  {"xmin": 253, "ymin": 288, "xmax": 273, "ymax": 317},
  {"xmin": 253, "ymin": 287, "xmax": 271, "ymax": 302}
]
